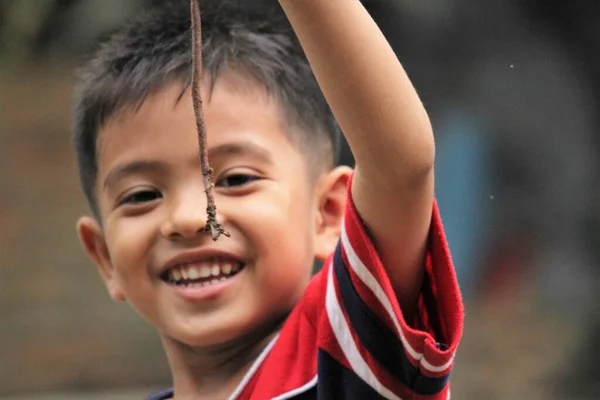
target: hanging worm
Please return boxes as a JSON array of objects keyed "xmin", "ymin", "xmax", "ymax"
[{"xmin": 190, "ymin": 0, "xmax": 230, "ymax": 241}]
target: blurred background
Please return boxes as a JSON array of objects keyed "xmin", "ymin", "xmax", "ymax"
[{"xmin": 1, "ymin": 0, "xmax": 599, "ymax": 399}]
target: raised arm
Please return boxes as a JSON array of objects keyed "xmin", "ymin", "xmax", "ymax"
[{"xmin": 279, "ymin": 0, "xmax": 435, "ymax": 319}]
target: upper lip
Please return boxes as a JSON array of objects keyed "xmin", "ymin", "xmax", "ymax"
[{"xmin": 161, "ymin": 249, "xmax": 244, "ymax": 276}]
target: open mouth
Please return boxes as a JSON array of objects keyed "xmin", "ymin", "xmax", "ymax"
[{"xmin": 160, "ymin": 258, "xmax": 245, "ymax": 287}]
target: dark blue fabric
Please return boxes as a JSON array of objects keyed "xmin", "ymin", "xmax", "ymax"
[
  {"xmin": 316, "ymin": 350, "xmax": 385, "ymax": 399},
  {"xmin": 147, "ymin": 388, "xmax": 173, "ymax": 400},
  {"xmin": 332, "ymin": 243, "xmax": 449, "ymax": 395}
]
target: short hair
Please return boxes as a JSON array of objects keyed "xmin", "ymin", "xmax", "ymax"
[{"xmin": 73, "ymin": 0, "xmax": 340, "ymax": 216}]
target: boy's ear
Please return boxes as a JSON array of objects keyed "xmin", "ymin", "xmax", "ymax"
[
  {"xmin": 77, "ymin": 216, "xmax": 126, "ymax": 302},
  {"xmin": 314, "ymin": 166, "xmax": 353, "ymax": 261}
]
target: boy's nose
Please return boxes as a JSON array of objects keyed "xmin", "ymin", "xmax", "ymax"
[{"xmin": 160, "ymin": 189, "xmax": 209, "ymax": 240}]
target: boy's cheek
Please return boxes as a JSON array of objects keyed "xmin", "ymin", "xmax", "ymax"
[{"xmin": 221, "ymin": 193, "xmax": 287, "ymax": 227}]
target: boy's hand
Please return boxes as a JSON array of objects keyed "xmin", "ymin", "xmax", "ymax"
[{"xmin": 279, "ymin": 0, "xmax": 434, "ymax": 320}]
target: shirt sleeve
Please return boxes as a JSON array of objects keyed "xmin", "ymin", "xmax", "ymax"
[{"xmin": 318, "ymin": 182, "xmax": 464, "ymax": 399}]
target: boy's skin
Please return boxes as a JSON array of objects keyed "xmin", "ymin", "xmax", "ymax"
[{"xmin": 77, "ymin": 1, "xmax": 435, "ymax": 399}]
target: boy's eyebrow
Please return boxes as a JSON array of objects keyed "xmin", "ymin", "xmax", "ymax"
[
  {"xmin": 208, "ymin": 141, "xmax": 273, "ymax": 164},
  {"xmin": 103, "ymin": 160, "xmax": 167, "ymax": 193}
]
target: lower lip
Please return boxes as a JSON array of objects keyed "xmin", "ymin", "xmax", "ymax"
[{"xmin": 164, "ymin": 270, "xmax": 243, "ymax": 302}]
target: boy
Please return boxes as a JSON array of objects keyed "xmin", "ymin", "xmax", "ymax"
[{"xmin": 73, "ymin": 0, "xmax": 463, "ymax": 399}]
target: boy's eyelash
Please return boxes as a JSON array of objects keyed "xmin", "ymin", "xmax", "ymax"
[
  {"xmin": 216, "ymin": 173, "xmax": 260, "ymax": 188},
  {"xmin": 119, "ymin": 190, "xmax": 162, "ymax": 205},
  {"xmin": 114, "ymin": 174, "xmax": 258, "ymax": 207}
]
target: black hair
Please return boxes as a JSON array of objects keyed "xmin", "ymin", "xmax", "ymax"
[{"xmin": 73, "ymin": 0, "xmax": 340, "ymax": 216}]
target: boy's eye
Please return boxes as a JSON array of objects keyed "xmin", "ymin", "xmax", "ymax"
[
  {"xmin": 119, "ymin": 189, "xmax": 162, "ymax": 206},
  {"xmin": 217, "ymin": 174, "xmax": 259, "ymax": 188}
]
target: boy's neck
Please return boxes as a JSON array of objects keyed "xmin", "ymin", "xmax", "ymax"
[{"xmin": 161, "ymin": 319, "xmax": 285, "ymax": 400}]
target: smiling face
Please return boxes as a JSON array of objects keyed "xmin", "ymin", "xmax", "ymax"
[{"xmin": 77, "ymin": 73, "xmax": 349, "ymax": 350}]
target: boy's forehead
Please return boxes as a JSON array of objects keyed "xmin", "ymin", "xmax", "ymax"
[
  {"xmin": 99, "ymin": 74, "xmax": 274, "ymax": 140},
  {"xmin": 100, "ymin": 72, "xmax": 281, "ymax": 138},
  {"xmin": 213, "ymin": 71, "xmax": 274, "ymax": 101},
  {"xmin": 95, "ymin": 75, "xmax": 300, "ymax": 178}
]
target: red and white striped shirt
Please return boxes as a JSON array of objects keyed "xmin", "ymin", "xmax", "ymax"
[{"xmin": 150, "ymin": 190, "xmax": 463, "ymax": 400}]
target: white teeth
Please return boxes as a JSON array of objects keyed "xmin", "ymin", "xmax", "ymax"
[
  {"xmin": 167, "ymin": 260, "xmax": 242, "ymax": 284},
  {"xmin": 221, "ymin": 263, "xmax": 232, "ymax": 275},
  {"xmin": 171, "ymin": 269, "xmax": 182, "ymax": 281},
  {"xmin": 199, "ymin": 266, "xmax": 211, "ymax": 278},
  {"xmin": 188, "ymin": 267, "xmax": 199, "ymax": 279}
]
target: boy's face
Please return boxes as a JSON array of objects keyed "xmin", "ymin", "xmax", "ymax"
[{"xmin": 78, "ymin": 74, "xmax": 349, "ymax": 348}]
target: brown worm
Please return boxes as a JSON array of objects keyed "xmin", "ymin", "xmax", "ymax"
[{"xmin": 190, "ymin": 0, "xmax": 230, "ymax": 241}]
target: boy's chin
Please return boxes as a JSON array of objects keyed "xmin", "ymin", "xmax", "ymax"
[
  {"xmin": 162, "ymin": 325, "xmax": 245, "ymax": 350},
  {"xmin": 161, "ymin": 311, "xmax": 289, "ymax": 351}
]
